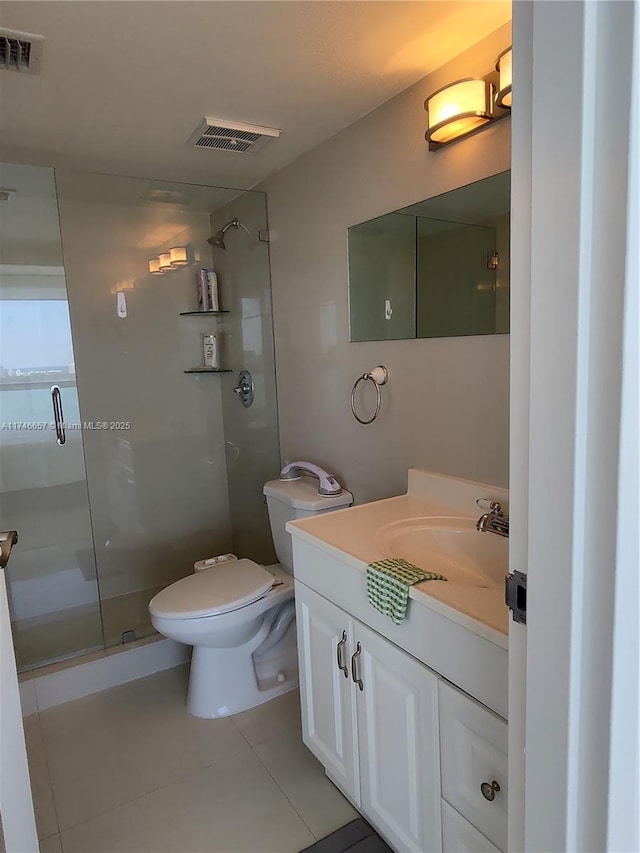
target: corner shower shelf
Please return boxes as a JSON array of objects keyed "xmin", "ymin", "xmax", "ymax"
[
  {"xmin": 184, "ymin": 367, "xmax": 232, "ymax": 374},
  {"xmin": 180, "ymin": 310, "xmax": 229, "ymax": 316}
]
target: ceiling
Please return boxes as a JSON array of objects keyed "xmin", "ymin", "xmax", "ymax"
[{"xmin": 0, "ymin": 1, "xmax": 511, "ymax": 189}]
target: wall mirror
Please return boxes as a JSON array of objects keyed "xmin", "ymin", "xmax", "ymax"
[{"xmin": 348, "ymin": 170, "xmax": 510, "ymax": 342}]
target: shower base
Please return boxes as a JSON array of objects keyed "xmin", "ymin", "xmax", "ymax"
[
  {"xmin": 13, "ymin": 585, "xmax": 164, "ymax": 673},
  {"xmin": 18, "ymin": 634, "xmax": 189, "ymax": 715}
]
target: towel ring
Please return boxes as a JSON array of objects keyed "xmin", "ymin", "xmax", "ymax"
[{"xmin": 351, "ymin": 366, "xmax": 388, "ymax": 425}]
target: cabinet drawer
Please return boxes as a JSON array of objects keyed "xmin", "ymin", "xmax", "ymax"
[
  {"xmin": 439, "ymin": 681, "xmax": 507, "ymax": 851},
  {"xmin": 441, "ymin": 800, "xmax": 501, "ymax": 853}
]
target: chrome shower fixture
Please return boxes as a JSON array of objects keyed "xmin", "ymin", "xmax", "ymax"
[{"xmin": 208, "ymin": 218, "xmax": 240, "ymax": 250}]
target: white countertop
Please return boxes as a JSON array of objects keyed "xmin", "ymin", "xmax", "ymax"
[{"xmin": 287, "ymin": 474, "xmax": 509, "ymax": 649}]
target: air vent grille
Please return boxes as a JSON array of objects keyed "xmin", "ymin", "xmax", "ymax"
[
  {"xmin": 190, "ymin": 117, "xmax": 281, "ymax": 155},
  {"xmin": 0, "ymin": 29, "xmax": 44, "ymax": 74},
  {"xmin": 202, "ymin": 126, "xmax": 262, "ymax": 144}
]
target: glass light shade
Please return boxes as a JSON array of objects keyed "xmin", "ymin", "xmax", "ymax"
[
  {"xmin": 158, "ymin": 252, "xmax": 172, "ymax": 271},
  {"xmin": 496, "ymin": 47, "xmax": 512, "ymax": 109},
  {"xmin": 425, "ymin": 79, "xmax": 492, "ymax": 145},
  {"xmin": 169, "ymin": 246, "xmax": 188, "ymax": 266},
  {"xmin": 148, "ymin": 257, "xmax": 163, "ymax": 275}
]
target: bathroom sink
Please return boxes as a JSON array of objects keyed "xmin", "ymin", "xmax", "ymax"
[{"xmin": 375, "ymin": 517, "xmax": 507, "ymax": 588}]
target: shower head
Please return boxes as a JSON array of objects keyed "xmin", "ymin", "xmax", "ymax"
[{"xmin": 208, "ymin": 217, "xmax": 240, "ymax": 250}]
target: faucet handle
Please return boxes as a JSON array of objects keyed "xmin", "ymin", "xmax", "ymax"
[{"xmin": 476, "ymin": 498, "xmax": 503, "ymax": 515}]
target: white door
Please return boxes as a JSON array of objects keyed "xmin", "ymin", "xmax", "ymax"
[
  {"xmin": 294, "ymin": 581, "xmax": 360, "ymax": 805},
  {"xmin": 511, "ymin": 1, "xmax": 639, "ymax": 849},
  {"xmin": 0, "ymin": 533, "xmax": 38, "ymax": 853},
  {"xmin": 353, "ymin": 621, "xmax": 440, "ymax": 853}
]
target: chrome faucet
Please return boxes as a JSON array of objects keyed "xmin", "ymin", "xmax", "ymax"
[{"xmin": 476, "ymin": 500, "xmax": 509, "ymax": 538}]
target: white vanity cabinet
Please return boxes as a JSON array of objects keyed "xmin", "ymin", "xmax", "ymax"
[
  {"xmin": 295, "ymin": 581, "xmax": 360, "ymax": 805},
  {"xmin": 295, "ymin": 581, "xmax": 441, "ymax": 853},
  {"xmin": 439, "ymin": 681, "xmax": 508, "ymax": 852},
  {"xmin": 354, "ymin": 619, "xmax": 441, "ymax": 853},
  {"xmin": 295, "ymin": 579, "xmax": 508, "ymax": 853},
  {"xmin": 441, "ymin": 800, "xmax": 501, "ymax": 853},
  {"xmin": 288, "ymin": 471, "xmax": 510, "ymax": 853}
]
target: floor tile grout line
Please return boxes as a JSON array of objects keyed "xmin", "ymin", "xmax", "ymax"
[
  {"xmin": 34, "ymin": 668, "xmax": 251, "ymax": 838},
  {"xmin": 244, "ymin": 733, "xmax": 321, "ymax": 842},
  {"xmin": 30, "ymin": 711, "xmax": 63, "ymax": 843},
  {"xmin": 45, "ymin": 738, "xmax": 256, "ymax": 839}
]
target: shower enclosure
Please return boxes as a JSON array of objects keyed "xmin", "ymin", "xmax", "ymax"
[{"xmin": 0, "ymin": 163, "xmax": 280, "ymax": 672}]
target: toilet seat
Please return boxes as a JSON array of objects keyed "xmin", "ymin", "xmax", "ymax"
[{"xmin": 148, "ymin": 559, "xmax": 275, "ymax": 619}]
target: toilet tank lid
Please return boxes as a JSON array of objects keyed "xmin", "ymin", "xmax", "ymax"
[
  {"xmin": 263, "ymin": 477, "xmax": 353, "ymax": 511},
  {"xmin": 148, "ymin": 559, "xmax": 275, "ymax": 619}
]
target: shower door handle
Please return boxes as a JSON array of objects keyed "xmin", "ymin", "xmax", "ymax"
[
  {"xmin": 0, "ymin": 530, "xmax": 18, "ymax": 569},
  {"xmin": 51, "ymin": 385, "xmax": 66, "ymax": 446}
]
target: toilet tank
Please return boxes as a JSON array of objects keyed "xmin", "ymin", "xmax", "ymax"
[{"xmin": 263, "ymin": 477, "xmax": 353, "ymax": 573}]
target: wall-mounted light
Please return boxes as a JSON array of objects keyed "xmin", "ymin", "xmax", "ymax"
[
  {"xmin": 425, "ymin": 79, "xmax": 493, "ymax": 146},
  {"xmin": 148, "ymin": 246, "xmax": 189, "ymax": 275},
  {"xmin": 158, "ymin": 252, "xmax": 173, "ymax": 271},
  {"xmin": 169, "ymin": 246, "xmax": 188, "ymax": 267},
  {"xmin": 487, "ymin": 251, "xmax": 500, "ymax": 271},
  {"xmin": 424, "ymin": 46, "xmax": 512, "ymax": 150},
  {"xmin": 495, "ymin": 47, "xmax": 512, "ymax": 109}
]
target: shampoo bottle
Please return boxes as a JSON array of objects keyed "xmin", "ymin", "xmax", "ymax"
[
  {"xmin": 203, "ymin": 334, "xmax": 219, "ymax": 369},
  {"xmin": 206, "ymin": 270, "xmax": 221, "ymax": 311}
]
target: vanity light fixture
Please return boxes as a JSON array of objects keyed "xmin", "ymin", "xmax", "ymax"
[
  {"xmin": 148, "ymin": 246, "xmax": 189, "ymax": 275},
  {"xmin": 424, "ymin": 46, "xmax": 512, "ymax": 150},
  {"xmin": 158, "ymin": 252, "xmax": 173, "ymax": 271},
  {"xmin": 425, "ymin": 79, "xmax": 493, "ymax": 147},
  {"xmin": 495, "ymin": 47, "xmax": 512, "ymax": 109},
  {"xmin": 169, "ymin": 246, "xmax": 188, "ymax": 267}
]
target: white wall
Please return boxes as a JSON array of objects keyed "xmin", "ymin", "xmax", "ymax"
[{"xmin": 261, "ymin": 23, "xmax": 511, "ymax": 503}]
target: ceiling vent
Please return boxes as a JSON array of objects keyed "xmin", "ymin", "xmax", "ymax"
[
  {"xmin": 190, "ymin": 118, "xmax": 281, "ymax": 154},
  {"xmin": 0, "ymin": 28, "xmax": 45, "ymax": 74}
]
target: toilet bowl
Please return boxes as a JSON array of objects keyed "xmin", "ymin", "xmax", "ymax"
[{"xmin": 149, "ymin": 473, "xmax": 352, "ymax": 719}]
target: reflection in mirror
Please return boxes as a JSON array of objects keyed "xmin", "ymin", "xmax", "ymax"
[
  {"xmin": 348, "ymin": 171, "xmax": 510, "ymax": 342},
  {"xmin": 348, "ymin": 213, "xmax": 415, "ymax": 341}
]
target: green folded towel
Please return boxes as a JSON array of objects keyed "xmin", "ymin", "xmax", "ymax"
[{"xmin": 367, "ymin": 558, "xmax": 447, "ymax": 625}]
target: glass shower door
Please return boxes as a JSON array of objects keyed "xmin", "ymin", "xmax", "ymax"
[{"xmin": 0, "ymin": 163, "xmax": 103, "ymax": 670}]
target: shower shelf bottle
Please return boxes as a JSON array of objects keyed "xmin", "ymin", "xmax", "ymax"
[
  {"xmin": 202, "ymin": 334, "xmax": 220, "ymax": 369},
  {"xmin": 194, "ymin": 269, "xmax": 222, "ymax": 313}
]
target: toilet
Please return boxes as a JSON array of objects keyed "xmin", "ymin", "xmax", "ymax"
[{"xmin": 149, "ymin": 473, "xmax": 352, "ymax": 718}]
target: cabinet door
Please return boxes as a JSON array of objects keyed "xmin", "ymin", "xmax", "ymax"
[
  {"xmin": 441, "ymin": 800, "xmax": 501, "ymax": 853},
  {"xmin": 439, "ymin": 680, "xmax": 508, "ymax": 851},
  {"xmin": 354, "ymin": 621, "xmax": 441, "ymax": 853},
  {"xmin": 295, "ymin": 581, "xmax": 360, "ymax": 805}
]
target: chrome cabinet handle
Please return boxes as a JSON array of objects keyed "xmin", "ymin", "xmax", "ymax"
[
  {"xmin": 351, "ymin": 642, "xmax": 363, "ymax": 691},
  {"xmin": 480, "ymin": 780, "xmax": 501, "ymax": 802},
  {"xmin": 51, "ymin": 385, "xmax": 66, "ymax": 446},
  {"xmin": 336, "ymin": 630, "xmax": 349, "ymax": 678},
  {"xmin": 0, "ymin": 530, "xmax": 18, "ymax": 569}
]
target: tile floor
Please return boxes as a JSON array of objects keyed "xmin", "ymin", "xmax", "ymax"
[{"xmin": 25, "ymin": 665, "xmax": 358, "ymax": 853}]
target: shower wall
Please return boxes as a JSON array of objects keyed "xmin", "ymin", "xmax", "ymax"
[{"xmin": 54, "ymin": 173, "xmax": 276, "ymax": 648}]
